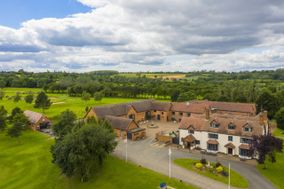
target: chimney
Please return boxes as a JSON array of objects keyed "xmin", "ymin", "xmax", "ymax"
[{"xmin": 205, "ymin": 108, "xmax": 210, "ymax": 120}]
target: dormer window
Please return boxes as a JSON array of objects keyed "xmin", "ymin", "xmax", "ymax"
[
  {"xmin": 244, "ymin": 127, "xmax": 253, "ymax": 132},
  {"xmin": 210, "ymin": 120, "xmax": 219, "ymax": 128},
  {"xmin": 228, "ymin": 123, "xmax": 236, "ymax": 130},
  {"xmin": 243, "ymin": 123, "xmax": 253, "ymax": 132}
]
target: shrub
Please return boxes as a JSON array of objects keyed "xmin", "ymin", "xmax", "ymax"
[
  {"xmin": 216, "ymin": 166, "xmax": 223, "ymax": 173},
  {"xmin": 215, "ymin": 162, "xmax": 222, "ymax": 168},
  {"xmin": 200, "ymin": 158, "xmax": 207, "ymax": 164},
  {"xmin": 195, "ymin": 162, "xmax": 203, "ymax": 169},
  {"xmin": 221, "ymin": 171, "xmax": 229, "ymax": 177}
]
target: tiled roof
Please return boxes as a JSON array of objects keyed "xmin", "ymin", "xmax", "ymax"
[
  {"xmin": 182, "ymin": 134, "xmax": 196, "ymax": 143},
  {"xmin": 179, "ymin": 113, "xmax": 265, "ymax": 136},
  {"xmin": 207, "ymin": 140, "xmax": 219, "ymax": 145},
  {"xmin": 208, "ymin": 101, "xmax": 256, "ymax": 115},
  {"xmin": 105, "ymin": 116, "xmax": 133, "ymax": 131},
  {"xmin": 23, "ymin": 110, "xmax": 44, "ymax": 124},
  {"xmin": 91, "ymin": 100, "xmax": 169, "ymax": 118},
  {"xmin": 224, "ymin": 142, "xmax": 236, "ymax": 149},
  {"xmin": 239, "ymin": 144, "xmax": 251, "ymax": 150}
]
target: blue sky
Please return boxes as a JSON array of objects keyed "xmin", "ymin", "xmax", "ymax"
[
  {"xmin": 0, "ymin": 0, "xmax": 90, "ymax": 28},
  {"xmin": 0, "ymin": 0, "xmax": 283, "ymax": 72}
]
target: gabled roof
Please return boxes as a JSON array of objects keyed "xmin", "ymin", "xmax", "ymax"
[
  {"xmin": 152, "ymin": 101, "xmax": 172, "ymax": 111},
  {"xmin": 182, "ymin": 134, "xmax": 196, "ymax": 143},
  {"xmin": 209, "ymin": 101, "xmax": 256, "ymax": 115},
  {"xmin": 23, "ymin": 110, "xmax": 44, "ymax": 124},
  {"xmin": 105, "ymin": 116, "xmax": 134, "ymax": 131},
  {"xmin": 90, "ymin": 100, "xmax": 168, "ymax": 118},
  {"xmin": 179, "ymin": 113, "xmax": 265, "ymax": 136},
  {"xmin": 225, "ymin": 143, "xmax": 236, "ymax": 149},
  {"xmin": 171, "ymin": 101, "xmax": 207, "ymax": 114}
]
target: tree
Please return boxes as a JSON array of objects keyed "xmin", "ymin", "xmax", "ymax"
[
  {"xmin": 13, "ymin": 92, "xmax": 21, "ymax": 102},
  {"xmin": 53, "ymin": 110, "xmax": 77, "ymax": 140},
  {"xmin": 24, "ymin": 93, "xmax": 34, "ymax": 104},
  {"xmin": 81, "ymin": 91, "xmax": 91, "ymax": 102},
  {"xmin": 0, "ymin": 106, "xmax": 8, "ymax": 131},
  {"xmin": 0, "ymin": 89, "xmax": 5, "ymax": 100},
  {"xmin": 177, "ymin": 91, "xmax": 196, "ymax": 102},
  {"xmin": 94, "ymin": 92, "xmax": 103, "ymax": 102},
  {"xmin": 275, "ymin": 108, "xmax": 284, "ymax": 130},
  {"xmin": 9, "ymin": 107, "xmax": 23, "ymax": 121},
  {"xmin": 256, "ymin": 90, "xmax": 279, "ymax": 119},
  {"xmin": 51, "ymin": 119, "xmax": 117, "ymax": 182},
  {"xmin": 34, "ymin": 91, "xmax": 52, "ymax": 112},
  {"xmin": 7, "ymin": 113, "xmax": 29, "ymax": 138},
  {"xmin": 252, "ymin": 135, "xmax": 283, "ymax": 167}
]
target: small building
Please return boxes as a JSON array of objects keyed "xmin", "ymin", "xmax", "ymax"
[
  {"xmin": 105, "ymin": 115, "xmax": 146, "ymax": 140},
  {"xmin": 23, "ymin": 110, "xmax": 51, "ymax": 130}
]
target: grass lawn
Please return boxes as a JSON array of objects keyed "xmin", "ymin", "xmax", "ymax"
[
  {"xmin": 1, "ymin": 88, "xmax": 143, "ymax": 122},
  {"xmin": 174, "ymin": 159, "xmax": 249, "ymax": 188},
  {"xmin": 257, "ymin": 151, "xmax": 284, "ymax": 189},
  {"xmin": 273, "ymin": 127, "xmax": 284, "ymax": 139},
  {"xmin": 0, "ymin": 131, "xmax": 198, "ymax": 189}
]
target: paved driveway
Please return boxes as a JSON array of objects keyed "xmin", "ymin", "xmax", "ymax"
[{"xmin": 113, "ymin": 137, "xmax": 275, "ymax": 189}]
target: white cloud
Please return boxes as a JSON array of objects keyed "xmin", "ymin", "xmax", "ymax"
[{"xmin": 0, "ymin": 0, "xmax": 284, "ymax": 72}]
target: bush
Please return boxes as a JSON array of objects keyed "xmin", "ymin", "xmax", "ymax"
[
  {"xmin": 216, "ymin": 166, "xmax": 223, "ymax": 173},
  {"xmin": 215, "ymin": 162, "xmax": 222, "ymax": 168},
  {"xmin": 221, "ymin": 171, "xmax": 229, "ymax": 177},
  {"xmin": 200, "ymin": 158, "xmax": 207, "ymax": 164},
  {"xmin": 195, "ymin": 162, "xmax": 203, "ymax": 169}
]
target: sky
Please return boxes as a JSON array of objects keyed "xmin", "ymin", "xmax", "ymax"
[{"xmin": 0, "ymin": 0, "xmax": 284, "ymax": 72}]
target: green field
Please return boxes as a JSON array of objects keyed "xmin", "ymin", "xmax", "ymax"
[
  {"xmin": 174, "ymin": 159, "xmax": 249, "ymax": 188},
  {"xmin": 257, "ymin": 151, "xmax": 284, "ymax": 189},
  {"xmin": 0, "ymin": 131, "xmax": 197, "ymax": 189},
  {"xmin": 1, "ymin": 88, "xmax": 142, "ymax": 121}
]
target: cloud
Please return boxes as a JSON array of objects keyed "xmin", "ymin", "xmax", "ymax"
[{"xmin": 0, "ymin": 0, "xmax": 284, "ymax": 72}]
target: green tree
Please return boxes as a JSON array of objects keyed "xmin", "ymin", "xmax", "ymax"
[
  {"xmin": 0, "ymin": 89, "xmax": 5, "ymax": 100},
  {"xmin": 275, "ymin": 108, "xmax": 284, "ymax": 130},
  {"xmin": 256, "ymin": 90, "xmax": 279, "ymax": 119},
  {"xmin": 13, "ymin": 92, "xmax": 21, "ymax": 102},
  {"xmin": 24, "ymin": 93, "xmax": 34, "ymax": 104},
  {"xmin": 9, "ymin": 107, "xmax": 23, "ymax": 121},
  {"xmin": 0, "ymin": 106, "xmax": 8, "ymax": 131},
  {"xmin": 51, "ymin": 119, "xmax": 117, "ymax": 182},
  {"xmin": 34, "ymin": 91, "xmax": 52, "ymax": 112},
  {"xmin": 53, "ymin": 110, "xmax": 77, "ymax": 140},
  {"xmin": 81, "ymin": 91, "xmax": 91, "ymax": 102},
  {"xmin": 177, "ymin": 91, "xmax": 196, "ymax": 102},
  {"xmin": 7, "ymin": 113, "xmax": 29, "ymax": 138},
  {"xmin": 94, "ymin": 92, "xmax": 103, "ymax": 101}
]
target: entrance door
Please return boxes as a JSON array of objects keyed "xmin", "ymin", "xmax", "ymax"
[
  {"xmin": 228, "ymin": 148, "xmax": 233, "ymax": 155},
  {"xmin": 157, "ymin": 114, "xmax": 161, "ymax": 120}
]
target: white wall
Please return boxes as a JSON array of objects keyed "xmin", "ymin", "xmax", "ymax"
[{"xmin": 179, "ymin": 129, "xmax": 250, "ymax": 157}]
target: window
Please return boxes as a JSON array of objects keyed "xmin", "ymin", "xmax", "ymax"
[
  {"xmin": 243, "ymin": 127, "xmax": 252, "ymax": 132},
  {"xmin": 195, "ymin": 140, "xmax": 200, "ymax": 145},
  {"xmin": 179, "ymin": 112, "xmax": 183, "ymax": 116},
  {"xmin": 228, "ymin": 136, "xmax": 233, "ymax": 141},
  {"xmin": 188, "ymin": 130, "xmax": 194, "ymax": 134},
  {"xmin": 172, "ymin": 111, "xmax": 175, "ymax": 115},
  {"xmin": 208, "ymin": 133, "xmax": 218, "ymax": 139},
  {"xmin": 187, "ymin": 113, "xmax": 190, "ymax": 117},
  {"xmin": 210, "ymin": 121, "xmax": 219, "ymax": 128},
  {"xmin": 239, "ymin": 149, "xmax": 251, "ymax": 157},
  {"xmin": 228, "ymin": 123, "xmax": 236, "ymax": 130},
  {"xmin": 207, "ymin": 144, "xmax": 218, "ymax": 151},
  {"xmin": 154, "ymin": 110, "xmax": 157, "ymax": 112},
  {"xmin": 240, "ymin": 138, "xmax": 252, "ymax": 144},
  {"xmin": 161, "ymin": 112, "xmax": 164, "ymax": 115}
]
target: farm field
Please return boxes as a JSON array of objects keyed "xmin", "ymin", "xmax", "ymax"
[
  {"xmin": 0, "ymin": 88, "xmax": 142, "ymax": 121},
  {"xmin": 0, "ymin": 131, "xmax": 197, "ymax": 189},
  {"xmin": 119, "ymin": 73, "xmax": 186, "ymax": 80}
]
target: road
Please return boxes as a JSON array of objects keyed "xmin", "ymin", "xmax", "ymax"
[{"xmin": 113, "ymin": 137, "xmax": 275, "ymax": 189}]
